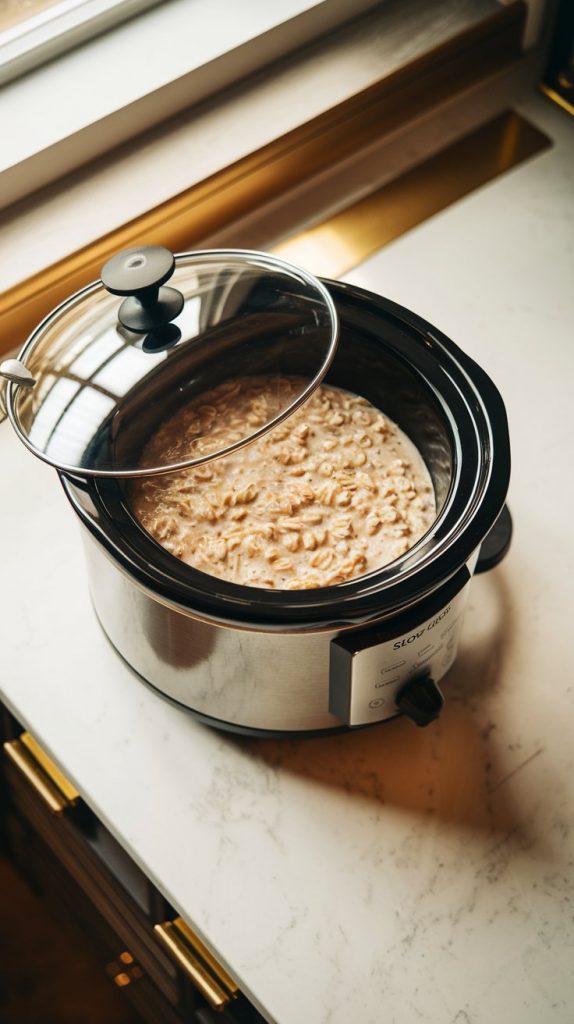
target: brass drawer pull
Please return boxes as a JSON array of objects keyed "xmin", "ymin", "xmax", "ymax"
[
  {"xmin": 3, "ymin": 732, "xmax": 80, "ymax": 814},
  {"xmin": 154, "ymin": 917, "xmax": 238, "ymax": 1010}
]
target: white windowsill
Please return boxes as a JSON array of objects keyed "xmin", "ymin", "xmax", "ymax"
[
  {"xmin": 0, "ymin": 0, "xmax": 505, "ymax": 295},
  {"xmin": 0, "ymin": 0, "xmax": 162, "ymax": 86},
  {"xmin": 0, "ymin": 0, "xmax": 383, "ymax": 210}
]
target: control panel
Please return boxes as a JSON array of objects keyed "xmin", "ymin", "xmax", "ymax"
[{"xmin": 329, "ymin": 570, "xmax": 470, "ymax": 727}]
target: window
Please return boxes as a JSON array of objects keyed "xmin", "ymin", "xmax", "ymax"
[
  {"xmin": 0, "ymin": 0, "xmax": 382, "ymax": 210},
  {"xmin": 0, "ymin": 0, "xmax": 161, "ymax": 85}
]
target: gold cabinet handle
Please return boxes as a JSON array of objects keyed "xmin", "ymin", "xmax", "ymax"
[
  {"xmin": 154, "ymin": 917, "xmax": 238, "ymax": 1010},
  {"xmin": 3, "ymin": 732, "xmax": 79, "ymax": 814}
]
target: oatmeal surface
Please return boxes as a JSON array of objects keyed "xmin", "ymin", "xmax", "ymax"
[{"xmin": 131, "ymin": 376, "xmax": 436, "ymax": 589}]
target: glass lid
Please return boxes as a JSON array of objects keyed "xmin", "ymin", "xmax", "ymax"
[{"xmin": 4, "ymin": 248, "xmax": 339, "ymax": 477}]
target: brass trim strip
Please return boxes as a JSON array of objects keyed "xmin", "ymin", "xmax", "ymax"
[
  {"xmin": 273, "ymin": 111, "xmax": 551, "ymax": 278},
  {"xmin": 540, "ymin": 84, "xmax": 574, "ymax": 118},
  {"xmin": 3, "ymin": 738, "xmax": 70, "ymax": 814},
  {"xmin": 0, "ymin": 2, "xmax": 525, "ymax": 356},
  {"xmin": 154, "ymin": 919, "xmax": 236, "ymax": 1009},
  {"xmin": 19, "ymin": 730, "xmax": 80, "ymax": 804}
]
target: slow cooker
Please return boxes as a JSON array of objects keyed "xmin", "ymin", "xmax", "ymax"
[{"xmin": 0, "ymin": 247, "xmax": 511, "ymax": 737}]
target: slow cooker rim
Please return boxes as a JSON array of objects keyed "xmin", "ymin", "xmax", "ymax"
[
  {"xmin": 61, "ymin": 470, "xmax": 489, "ymax": 634},
  {"xmin": 60, "ymin": 281, "xmax": 510, "ymax": 631}
]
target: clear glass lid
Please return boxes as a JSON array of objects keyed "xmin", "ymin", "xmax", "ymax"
[{"xmin": 5, "ymin": 248, "xmax": 339, "ymax": 477}]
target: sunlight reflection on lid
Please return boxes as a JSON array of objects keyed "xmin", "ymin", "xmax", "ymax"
[{"xmin": 44, "ymin": 389, "xmax": 115, "ymax": 465}]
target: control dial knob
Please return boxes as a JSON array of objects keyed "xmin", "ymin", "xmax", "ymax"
[{"xmin": 395, "ymin": 674, "xmax": 444, "ymax": 727}]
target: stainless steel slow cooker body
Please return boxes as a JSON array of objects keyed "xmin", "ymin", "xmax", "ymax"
[{"xmin": 59, "ymin": 279, "xmax": 511, "ymax": 737}]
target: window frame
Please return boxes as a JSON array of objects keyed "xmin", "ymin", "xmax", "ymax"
[
  {"xmin": 0, "ymin": 0, "xmax": 162, "ymax": 86},
  {"xmin": 0, "ymin": 0, "xmax": 383, "ymax": 211}
]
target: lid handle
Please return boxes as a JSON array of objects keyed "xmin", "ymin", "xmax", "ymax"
[
  {"xmin": 0, "ymin": 358, "xmax": 36, "ymax": 421},
  {"xmin": 0, "ymin": 358, "xmax": 36, "ymax": 387},
  {"xmin": 101, "ymin": 245, "xmax": 184, "ymax": 333}
]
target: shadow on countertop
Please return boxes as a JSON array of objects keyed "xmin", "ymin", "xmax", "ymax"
[{"xmin": 231, "ymin": 564, "xmax": 553, "ymax": 855}]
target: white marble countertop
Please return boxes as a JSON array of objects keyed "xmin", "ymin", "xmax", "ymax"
[{"xmin": 2, "ymin": 91, "xmax": 574, "ymax": 1023}]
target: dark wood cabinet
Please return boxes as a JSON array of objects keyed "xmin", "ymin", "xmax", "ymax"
[{"xmin": 0, "ymin": 705, "xmax": 265, "ymax": 1024}]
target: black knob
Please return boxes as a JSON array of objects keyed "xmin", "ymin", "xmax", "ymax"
[
  {"xmin": 395, "ymin": 674, "xmax": 444, "ymax": 727},
  {"xmin": 101, "ymin": 245, "xmax": 184, "ymax": 333}
]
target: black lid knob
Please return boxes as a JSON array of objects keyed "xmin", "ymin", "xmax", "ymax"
[
  {"xmin": 395, "ymin": 674, "xmax": 444, "ymax": 727},
  {"xmin": 101, "ymin": 245, "xmax": 184, "ymax": 333}
]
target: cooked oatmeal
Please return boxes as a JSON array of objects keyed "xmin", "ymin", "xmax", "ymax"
[{"xmin": 131, "ymin": 376, "xmax": 436, "ymax": 589}]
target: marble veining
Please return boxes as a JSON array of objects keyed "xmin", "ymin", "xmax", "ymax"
[{"xmin": 1, "ymin": 92, "xmax": 574, "ymax": 1023}]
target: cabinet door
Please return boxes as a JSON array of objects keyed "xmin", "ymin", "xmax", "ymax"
[{"xmin": 1, "ymin": 713, "xmax": 266, "ymax": 1023}]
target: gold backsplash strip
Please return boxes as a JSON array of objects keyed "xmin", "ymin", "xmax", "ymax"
[
  {"xmin": 0, "ymin": 2, "xmax": 525, "ymax": 356},
  {"xmin": 273, "ymin": 111, "xmax": 550, "ymax": 279}
]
